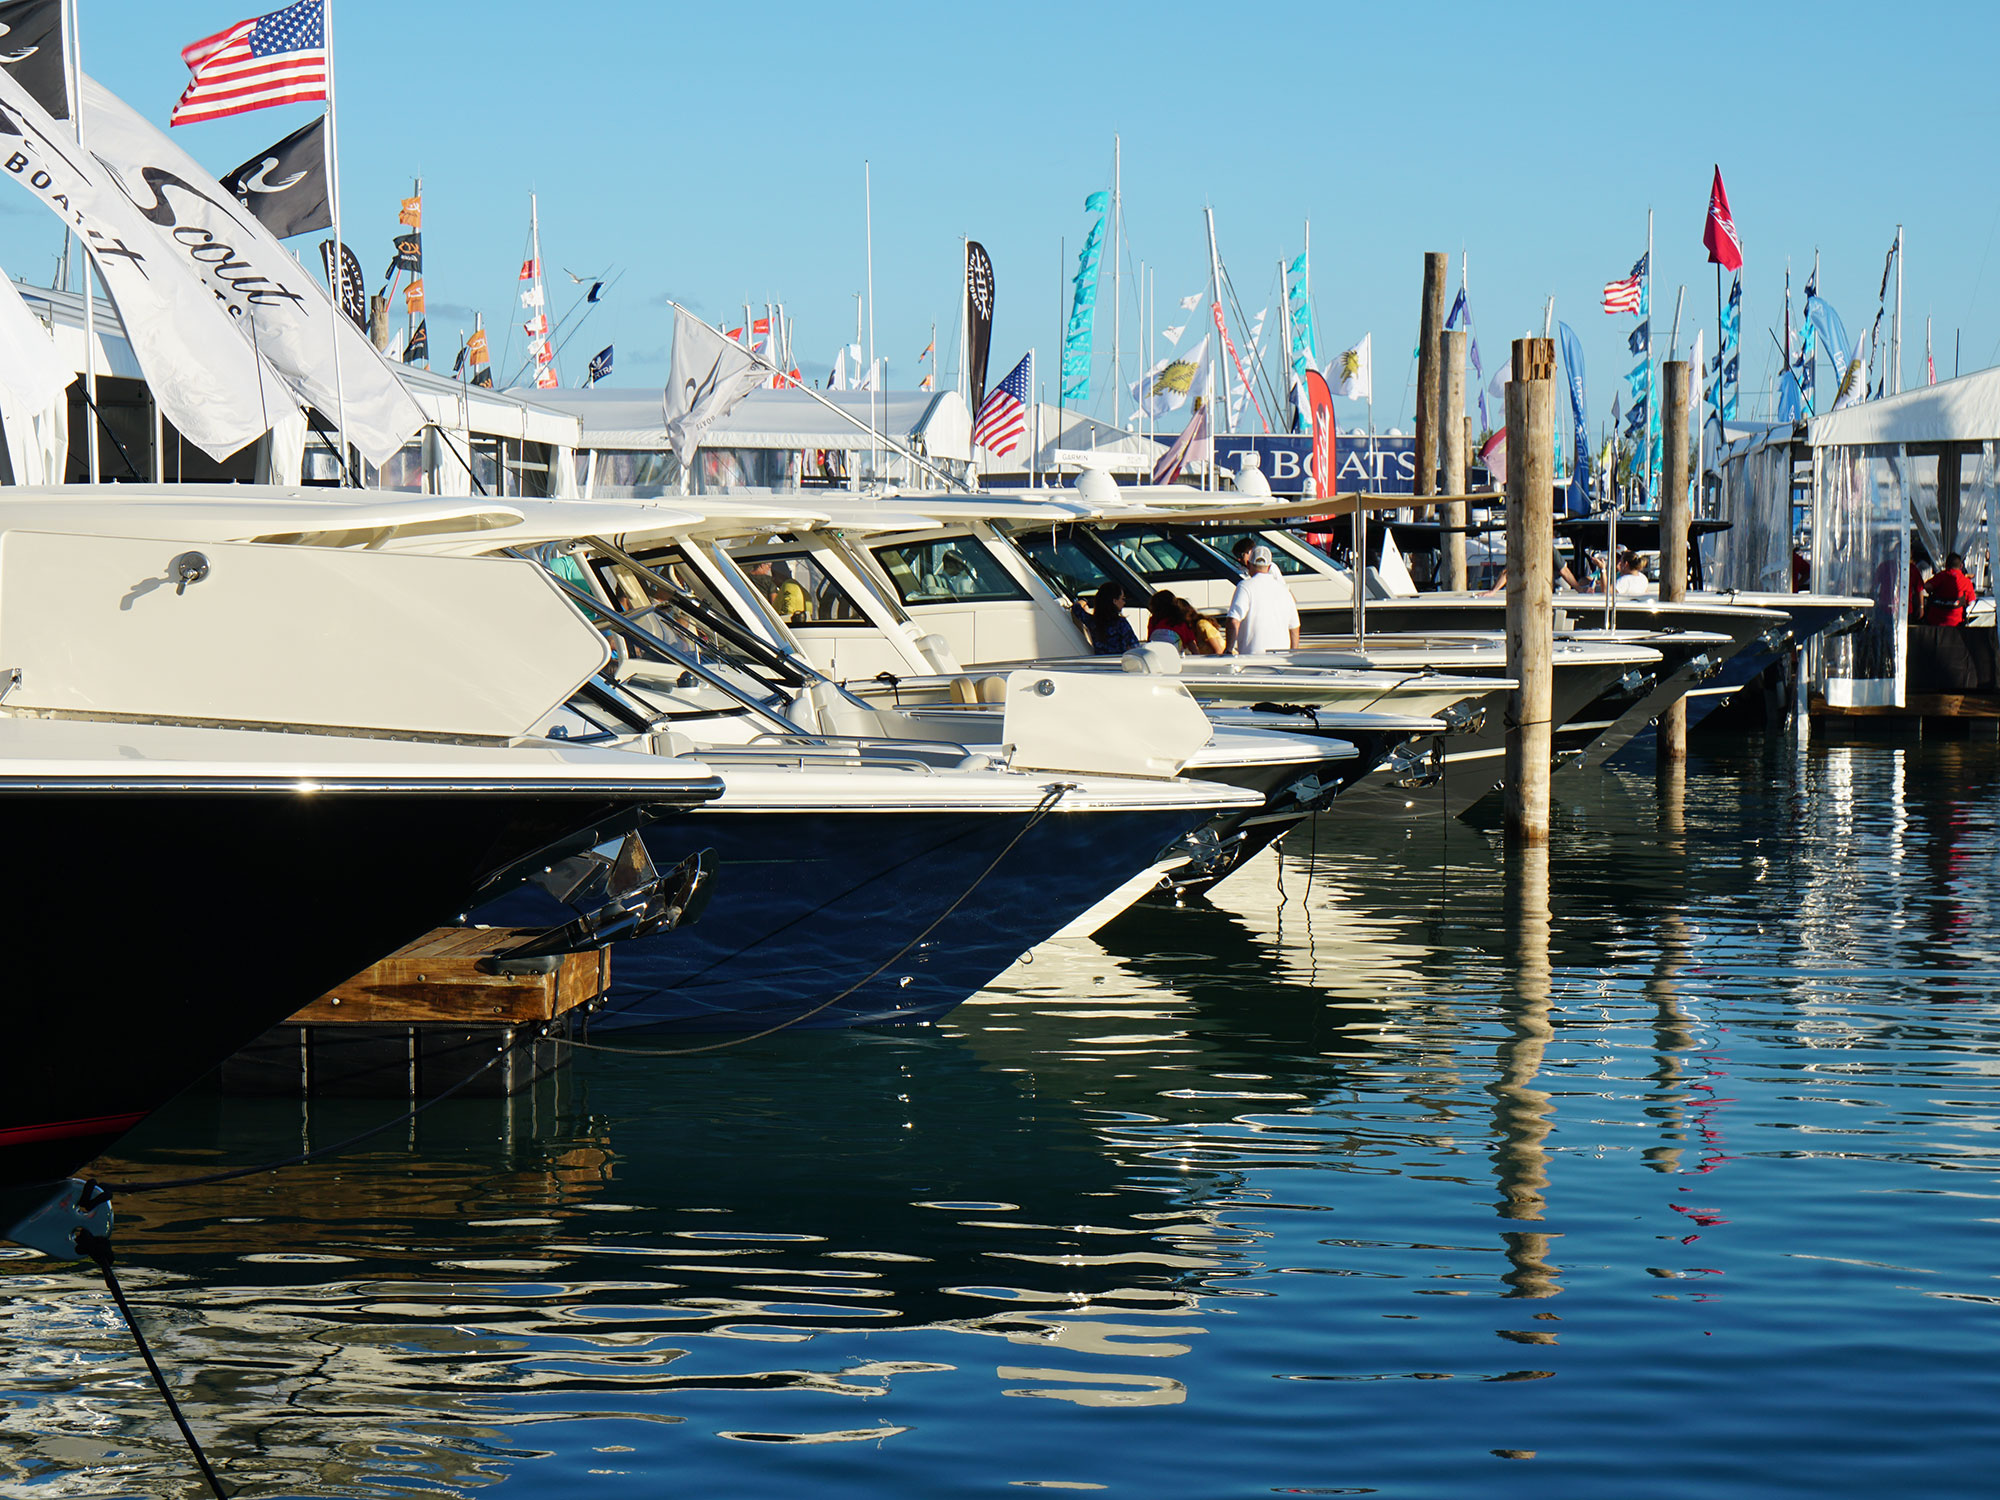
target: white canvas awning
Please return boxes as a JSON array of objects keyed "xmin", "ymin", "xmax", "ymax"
[
  {"xmin": 1808, "ymin": 366, "xmax": 2000, "ymax": 447},
  {"xmin": 534, "ymin": 387, "xmax": 974, "ymax": 460}
]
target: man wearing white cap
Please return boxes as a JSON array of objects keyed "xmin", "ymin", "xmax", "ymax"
[{"xmin": 1225, "ymin": 544, "xmax": 1301, "ymax": 654}]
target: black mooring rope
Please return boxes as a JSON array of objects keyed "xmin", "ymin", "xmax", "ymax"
[
  {"xmin": 78, "ymin": 1230, "xmax": 229, "ymax": 1499},
  {"xmin": 569, "ymin": 782, "xmax": 1075, "ymax": 1058}
]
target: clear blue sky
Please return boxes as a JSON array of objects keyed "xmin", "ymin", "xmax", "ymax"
[{"xmin": 9, "ymin": 0, "xmax": 1996, "ymax": 438}]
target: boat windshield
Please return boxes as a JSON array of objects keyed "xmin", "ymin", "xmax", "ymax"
[
  {"xmin": 590, "ymin": 544, "xmax": 803, "ymax": 708},
  {"xmin": 1095, "ymin": 524, "xmax": 1234, "ymax": 584},
  {"xmin": 1196, "ymin": 529, "xmax": 1327, "ymax": 576},
  {"xmin": 871, "ymin": 536, "xmax": 1028, "ymax": 606},
  {"xmin": 1006, "ymin": 527, "xmax": 1152, "ymax": 606},
  {"xmin": 735, "ymin": 550, "xmax": 872, "ymax": 627}
]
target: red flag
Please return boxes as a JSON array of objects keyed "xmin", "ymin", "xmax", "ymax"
[
  {"xmin": 1703, "ymin": 166, "xmax": 1743, "ymax": 271},
  {"xmin": 1305, "ymin": 369, "xmax": 1335, "ymax": 497}
]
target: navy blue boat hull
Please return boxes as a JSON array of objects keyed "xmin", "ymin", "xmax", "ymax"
[{"xmin": 479, "ymin": 804, "xmax": 1211, "ymax": 1034}]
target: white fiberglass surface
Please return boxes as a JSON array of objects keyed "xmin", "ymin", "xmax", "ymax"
[
  {"xmin": 697, "ymin": 757, "xmax": 1259, "ymax": 814},
  {"xmin": 0, "ymin": 715, "xmax": 719, "ymax": 785},
  {"xmin": 0, "ymin": 532, "xmax": 609, "ymax": 740}
]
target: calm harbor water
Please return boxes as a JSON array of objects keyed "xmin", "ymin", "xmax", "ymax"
[{"xmin": 5, "ymin": 731, "xmax": 2000, "ymax": 1498}]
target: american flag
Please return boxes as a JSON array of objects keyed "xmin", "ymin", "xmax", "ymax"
[
  {"xmin": 171, "ymin": 0, "xmax": 328, "ymax": 127},
  {"xmin": 972, "ymin": 352, "xmax": 1032, "ymax": 456},
  {"xmin": 1602, "ymin": 254, "xmax": 1647, "ymax": 316}
]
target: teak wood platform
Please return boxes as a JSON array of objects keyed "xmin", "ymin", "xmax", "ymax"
[
  {"xmin": 290, "ymin": 926, "xmax": 610, "ymax": 1026},
  {"xmin": 216, "ymin": 927, "xmax": 612, "ymax": 1100}
]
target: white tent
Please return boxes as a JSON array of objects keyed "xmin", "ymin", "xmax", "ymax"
[
  {"xmin": 1803, "ymin": 367, "xmax": 1999, "ymax": 707},
  {"xmin": 1808, "ymin": 366, "xmax": 2000, "ymax": 446},
  {"xmin": 1708, "ymin": 421, "xmax": 1799, "ymax": 594}
]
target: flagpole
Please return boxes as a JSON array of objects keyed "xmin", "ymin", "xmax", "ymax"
[
  {"xmin": 323, "ymin": 0, "xmax": 350, "ymax": 481},
  {"xmin": 1029, "ymin": 349, "xmax": 1039, "ymax": 489},
  {"xmin": 1355, "ymin": 392, "xmax": 1372, "ymax": 644},
  {"xmin": 64, "ymin": 0, "xmax": 99, "ymax": 482},
  {"xmin": 1644, "ymin": 207, "xmax": 1654, "ymax": 505},
  {"xmin": 1892, "ymin": 223, "xmax": 1904, "ymax": 395}
]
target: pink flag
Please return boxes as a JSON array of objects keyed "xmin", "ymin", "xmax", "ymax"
[{"xmin": 1703, "ymin": 166, "xmax": 1743, "ymax": 272}]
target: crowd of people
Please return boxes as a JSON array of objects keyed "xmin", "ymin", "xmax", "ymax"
[{"xmin": 1073, "ymin": 543, "xmax": 1301, "ymax": 658}]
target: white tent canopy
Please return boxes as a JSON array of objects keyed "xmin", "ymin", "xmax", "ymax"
[
  {"xmin": 533, "ymin": 386, "xmax": 973, "ymax": 461},
  {"xmin": 1808, "ymin": 366, "xmax": 2000, "ymax": 447}
]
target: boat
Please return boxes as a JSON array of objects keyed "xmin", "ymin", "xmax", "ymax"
[
  {"xmin": 12, "ymin": 487, "xmax": 1265, "ymax": 1034},
  {"xmin": 0, "ymin": 514, "xmax": 732, "ymax": 1205}
]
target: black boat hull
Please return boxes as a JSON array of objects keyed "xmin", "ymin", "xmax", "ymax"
[{"xmin": 0, "ymin": 787, "xmax": 691, "ymax": 1186}]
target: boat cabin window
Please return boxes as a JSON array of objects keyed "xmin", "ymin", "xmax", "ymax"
[
  {"xmin": 872, "ymin": 537, "xmax": 1028, "ymax": 605},
  {"xmin": 1014, "ymin": 529, "xmax": 1119, "ymax": 603},
  {"xmin": 740, "ymin": 551, "xmax": 869, "ymax": 626},
  {"xmin": 1097, "ymin": 524, "xmax": 1231, "ymax": 583},
  {"xmin": 1200, "ymin": 529, "xmax": 1320, "ymax": 576}
]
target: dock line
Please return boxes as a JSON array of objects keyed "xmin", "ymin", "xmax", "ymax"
[{"xmin": 571, "ymin": 782, "xmax": 1077, "ymax": 1058}]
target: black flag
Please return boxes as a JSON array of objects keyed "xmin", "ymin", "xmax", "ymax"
[
  {"xmin": 966, "ymin": 240, "xmax": 995, "ymax": 418},
  {"xmin": 0, "ymin": 0, "xmax": 67, "ymax": 120},
  {"xmin": 221, "ymin": 116, "xmax": 330, "ymax": 241},
  {"xmin": 385, "ymin": 229, "xmax": 421, "ymax": 278},
  {"xmin": 403, "ymin": 319, "xmax": 428, "ymax": 365},
  {"xmin": 472, "ymin": 366, "xmax": 493, "ymax": 389},
  {"xmin": 319, "ymin": 240, "xmax": 366, "ymax": 331}
]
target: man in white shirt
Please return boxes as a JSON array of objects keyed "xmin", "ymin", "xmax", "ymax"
[
  {"xmin": 1612, "ymin": 549, "xmax": 1652, "ymax": 596},
  {"xmin": 1225, "ymin": 545, "xmax": 1301, "ymax": 654}
]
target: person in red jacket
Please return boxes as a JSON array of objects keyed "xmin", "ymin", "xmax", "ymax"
[{"xmin": 1922, "ymin": 552, "xmax": 1977, "ymax": 627}]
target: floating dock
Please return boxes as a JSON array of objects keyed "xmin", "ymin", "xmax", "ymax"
[{"xmin": 216, "ymin": 927, "xmax": 610, "ymax": 1099}]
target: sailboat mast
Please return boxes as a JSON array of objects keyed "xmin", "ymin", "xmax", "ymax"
[
  {"xmin": 864, "ymin": 160, "xmax": 878, "ymax": 485},
  {"xmin": 1111, "ymin": 133, "xmax": 1122, "ymax": 431},
  {"xmin": 1277, "ymin": 258, "xmax": 1294, "ymax": 430},
  {"xmin": 1204, "ymin": 204, "xmax": 1226, "ymax": 444}
]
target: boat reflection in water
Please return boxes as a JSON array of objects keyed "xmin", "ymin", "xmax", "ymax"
[{"xmin": 9, "ymin": 743, "xmax": 2000, "ymax": 1496}]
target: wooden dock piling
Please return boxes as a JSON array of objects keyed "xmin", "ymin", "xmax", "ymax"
[
  {"xmin": 1414, "ymin": 252, "xmax": 1448, "ymax": 506},
  {"xmin": 1505, "ymin": 337, "xmax": 1556, "ymax": 845},
  {"xmin": 1441, "ymin": 328, "xmax": 1470, "ymax": 590},
  {"xmin": 1658, "ymin": 360, "xmax": 1692, "ymax": 762}
]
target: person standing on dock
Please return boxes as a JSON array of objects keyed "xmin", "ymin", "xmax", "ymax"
[{"xmin": 1225, "ymin": 545, "xmax": 1301, "ymax": 654}]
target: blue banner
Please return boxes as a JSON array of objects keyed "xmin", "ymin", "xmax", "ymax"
[
  {"xmin": 1060, "ymin": 196, "xmax": 1107, "ymax": 401},
  {"xmin": 1557, "ymin": 321, "xmax": 1591, "ymax": 515}
]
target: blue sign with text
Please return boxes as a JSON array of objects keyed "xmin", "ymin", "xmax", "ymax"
[
  {"xmin": 1334, "ymin": 434, "xmax": 1419, "ymax": 494},
  {"xmin": 1211, "ymin": 434, "xmax": 1315, "ymax": 495}
]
